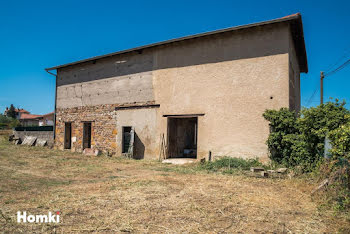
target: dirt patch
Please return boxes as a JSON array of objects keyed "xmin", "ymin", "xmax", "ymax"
[
  {"xmin": 0, "ymin": 137, "xmax": 347, "ymax": 233},
  {"xmin": 0, "ymin": 129, "xmax": 11, "ymax": 136}
]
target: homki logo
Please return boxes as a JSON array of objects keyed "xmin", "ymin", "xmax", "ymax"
[{"xmin": 17, "ymin": 211, "xmax": 60, "ymax": 223}]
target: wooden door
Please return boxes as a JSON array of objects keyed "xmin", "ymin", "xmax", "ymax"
[
  {"xmin": 83, "ymin": 122, "xmax": 91, "ymax": 149},
  {"xmin": 64, "ymin": 123, "xmax": 71, "ymax": 149}
]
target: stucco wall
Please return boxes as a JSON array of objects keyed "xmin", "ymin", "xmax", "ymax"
[
  {"xmin": 152, "ymin": 23, "xmax": 290, "ymax": 160},
  {"xmin": 21, "ymin": 119, "xmax": 39, "ymax": 127},
  {"xmin": 56, "ymin": 50, "xmax": 154, "ymax": 108},
  {"xmin": 154, "ymin": 54, "xmax": 289, "ymax": 160},
  {"xmin": 288, "ymin": 25, "xmax": 301, "ymax": 112},
  {"xmin": 115, "ymin": 107, "xmax": 158, "ymax": 159},
  {"xmin": 55, "ymin": 21, "xmax": 300, "ymax": 160}
]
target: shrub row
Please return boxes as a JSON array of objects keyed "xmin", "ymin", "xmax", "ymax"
[{"xmin": 263, "ymin": 100, "xmax": 350, "ymax": 171}]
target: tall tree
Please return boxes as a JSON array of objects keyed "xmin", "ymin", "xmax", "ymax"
[{"xmin": 6, "ymin": 104, "xmax": 16, "ymax": 119}]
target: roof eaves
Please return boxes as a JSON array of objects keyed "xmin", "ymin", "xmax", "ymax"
[{"xmin": 45, "ymin": 14, "xmax": 303, "ymax": 71}]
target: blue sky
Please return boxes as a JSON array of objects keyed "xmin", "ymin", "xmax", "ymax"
[{"xmin": 0, "ymin": 0, "xmax": 349, "ymax": 114}]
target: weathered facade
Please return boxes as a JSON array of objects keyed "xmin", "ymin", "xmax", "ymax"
[{"xmin": 47, "ymin": 14, "xmax": 308, "ymax": 161}]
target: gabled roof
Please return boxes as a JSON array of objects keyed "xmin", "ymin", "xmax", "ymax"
[
  {"xmin": 42, "ymin": 112, "xmax": 54, "ymax": 117},
  {"xmin": 19, "ymin": 112, "xmax": 54, "ymax": 120},
  {"xmin": 16, "ymin": 109, "xmax": 30, "ymax": 113},
  {"xmin": 46, "ymin": 13, "xmax": 308, "ymax": 73},
  {"xmin": 20, "ymin": 113, "xmax": 42, "ymax": 120}
]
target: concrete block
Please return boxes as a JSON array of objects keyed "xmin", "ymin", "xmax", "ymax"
[
  {"xmin": 83, "ymin": 148, "xmax": 94, "ymax": 155},
  {"xmin": 36, "ymin": 139, "xmax": 47, "ymax": 147},
  {"xmin": 83, "ymin": 148, "xmax": 100, "ymax": 156},
  {"xmin": 22, "ymin": 136, "xmax": 37, "ymax": 146},
  {"xmin": 260, "ymin": 171, "xmax": 269, "ymax": 178},
  {"xmin": 277, "ymin": 168, "xmax": 288, "ymax": 174},
  {"xmin": 250, "ymin": 167, "xmax": 265, "ymax": 172},
  {"xmin": 162, "ymin": 158, "xmax": 196, "ymax": 165}
]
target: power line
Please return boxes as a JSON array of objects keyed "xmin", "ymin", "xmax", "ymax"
[
  {"xmin": 325, "ymin": 49, "xmax": 350, "ymax": 73},
  {"xmin": 306, "ymin": 87, "xmax": 319, "ymax": 106},
  {"xmin": 324, "ymin": 58, "xmax": 350, "ymax": 77}
]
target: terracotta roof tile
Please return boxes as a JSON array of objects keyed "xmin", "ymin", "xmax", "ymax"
[
  {"xmin": 20, "ymin": 114, "xmax": 42, "ymax": 120},
  {"xmin": 42, "ymin": 112, "xmax": 54, "ymax": 117},
  {"xmin": 16, "ymin": 109, "xmax": 30, "ymax": 113}
]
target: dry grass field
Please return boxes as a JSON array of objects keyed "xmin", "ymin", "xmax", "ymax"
[{"xmin": 0, "ymin": 135, "xmax": 348, "ymax": 233}]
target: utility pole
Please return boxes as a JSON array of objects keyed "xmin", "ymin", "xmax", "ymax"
[{"xmin": 320, "ymin": 71, "xmax": 324, "ymax": 104}]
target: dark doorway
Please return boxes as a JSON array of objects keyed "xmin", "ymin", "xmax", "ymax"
[
  {"xmin": 122, "ymin": 126, "xmax": 132, "ymax": 153},
  {"xmin": 167, "ymin": 117, "xmax": 197, "ymax": 158},
  {"xmin": 122, "ymin": 127, "xmax": 144, "ymax": 159},
  {"xmin": 83, "ymin": 122, "xmax": 92, "ymax": 149},
  {"xmin": 64, "ymin": 122, "xmax": 72, "ymax": 149}
]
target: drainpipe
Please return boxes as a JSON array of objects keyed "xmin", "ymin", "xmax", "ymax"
[{"xmin": 45, "ymin": 69, "xmax": 57, "ymax": 141}]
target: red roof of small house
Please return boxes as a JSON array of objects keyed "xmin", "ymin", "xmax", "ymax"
[
  {"xmin": 42, "ymin": 112, "xmax": 54, "ymax": 117},
  {"xmin": 16, "ymin": 109, "xmax": 30, "ymax": 113},
  {"xmin": 20, "ymin": 113, "xmax": 42, "ymax": 120}
]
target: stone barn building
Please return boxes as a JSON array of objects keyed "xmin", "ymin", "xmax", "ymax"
[{"xmin": 46, "ymin": 13, "xmax": 308, "ymax": 161}]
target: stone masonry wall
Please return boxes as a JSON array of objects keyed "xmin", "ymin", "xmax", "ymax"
[
  {"xmin": 55, "ymin": 104, "xmax": 117, "ymax": 154},
  {"xmin": 55, "ymin": 102, "xmax": 155, "ymax": 154}
]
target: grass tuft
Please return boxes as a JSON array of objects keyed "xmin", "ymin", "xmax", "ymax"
[{"xmin": 199, "ymin": 157, "xmax": 264, "ymax": 173}]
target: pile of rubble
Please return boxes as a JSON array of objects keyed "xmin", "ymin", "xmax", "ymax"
[
  {"xmin": 250, "ymin": 167, "xmax": 288, "ymax": 178},
  {"xmin": 9, "ymin": 135, "xmax": 48, "ymax": 147}
]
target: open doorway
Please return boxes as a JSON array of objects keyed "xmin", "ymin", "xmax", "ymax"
[
  {"xmin": 83, "ymin": 122, "xmax": 91, "ymax": 149},
  {"xmin": 122, "ymin": 126, "xmax": 132, "ymax": 154},
  {"xmin": 122, "ymin": 126, "xmax": 136, "ymax": 158},
  {"xmin": 167, "ymin": 117, "xmax": 197, "ymax": 158},
  {"xmin": 64, "ymin": 122, "xmax": 71, "ymax": 149}
]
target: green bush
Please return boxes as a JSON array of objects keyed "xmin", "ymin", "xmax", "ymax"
[
  {"xmin": 298, "ymin": 101, "xmax": 349, "ymax": 164},
  {"xmin": 281, "ymin": 133, "xmax": 313, "ymax": 168},
  {"xmin": 329, "ymin": 120, "xmax": 350, "ymax": 160},
  {"xmin": 263, "ymin": 100, "xmax": 350, "ymax": 170},
  {"xmin": 199, "ymin": 157, "xmax": 263, "ymax": 172},
  {"xmin": 0, "ymin": 123, "xmax": 8, "ymax": 130},
  {"xmin": 0, "ymin": 114, "xmax": 20, "ymax": 129},
  {"xmin": 9, "ymin": 119, "xmax": 21, "ymax": 128},
  {"xmin": 0, "ymin": 114, "xmax": 11, "ymax": 124},
  {"xmin": 263, "ymin": 108, "xmax": 298, "ymax": 164}
]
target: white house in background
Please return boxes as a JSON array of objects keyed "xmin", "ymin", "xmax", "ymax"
[
  {"xmin": 19, "ymin": 113, "xmax": 42, "ymax": 126},
  {"xmin": 4, "ymin": 108, "xmax": 30, "ymax": 119},
  {"xmin": 4, "ymin": 107, "xmax": 54, "ymax": 127},
  {"xmin": 20, "ymin": 112, "xmax": 54, "ymax": 127},
  {"xmin": 39, "ymin": 112, "xmax": 54, "ymax": 126}
]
